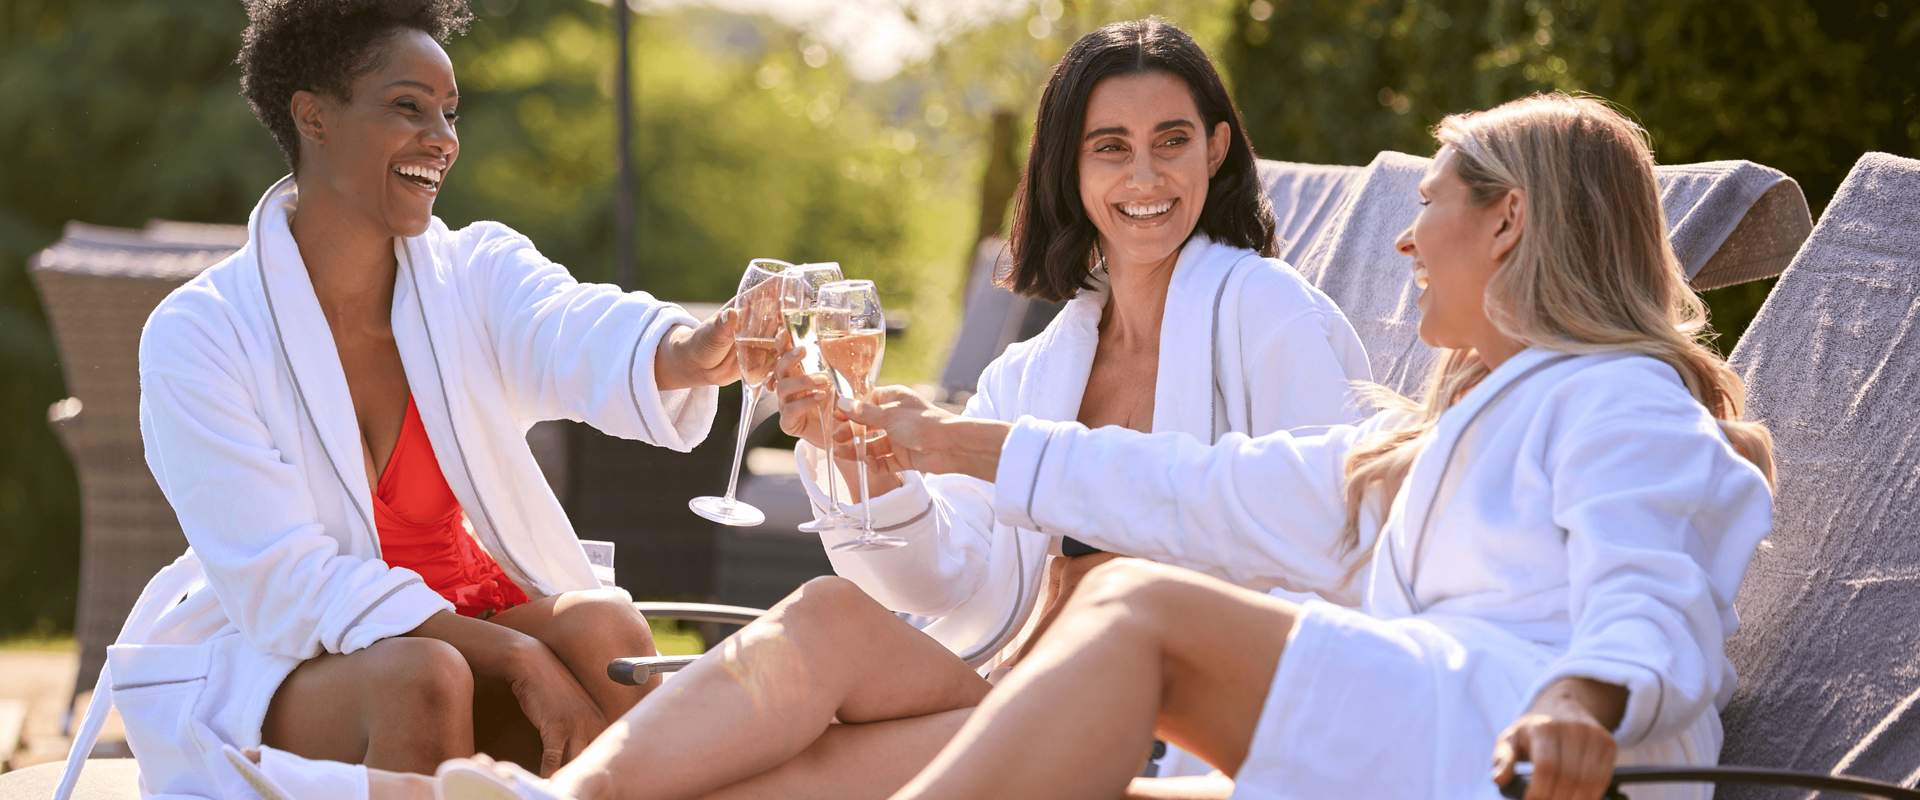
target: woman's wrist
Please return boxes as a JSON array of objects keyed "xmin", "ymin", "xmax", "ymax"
[
  {"xmin": 1531, "ymin": 676, "xmax": 1627, "ymax": 731},
  {"xmin": 409, "ymin": 610, "xmax": 539, "ymax": 679},
  {"xmin": 939, "ymin": 416, "xmax": 1013, "ymax": 481}
]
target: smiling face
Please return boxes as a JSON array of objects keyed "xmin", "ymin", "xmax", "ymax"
[
  {"xmin": 291, "ymin": 28, "xmax": 459, "ymax": 238},
  {"xmin": 1395, "ymin": 146, "xmax": 1525, "ymax": 354},
  {"xmin": 1077, "ymin": 70, "xmax": 1229, "ymax": 273}
]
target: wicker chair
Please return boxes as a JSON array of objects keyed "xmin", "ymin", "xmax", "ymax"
[{"xmin": 29, "ymin": 221, "xmax": 245, "ymax": 719}]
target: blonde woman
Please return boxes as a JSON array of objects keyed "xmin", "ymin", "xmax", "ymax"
[{"xmin": 843, "ymin": 93, "xmax": 1776, "ymax": 800}]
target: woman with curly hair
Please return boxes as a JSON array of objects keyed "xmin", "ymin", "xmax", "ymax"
[{"xmin": 52, "ymin": 2, "xmax": 741, "ymax": 797}]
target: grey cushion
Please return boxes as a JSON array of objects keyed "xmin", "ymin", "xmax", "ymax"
[
  {"xmin": 1291, "ymin": 151, "xmax": 1813, "ymax": 396},
  {"xmin": 1718, "ymin": 152, "xmax": 1920, "ymax": 793}
]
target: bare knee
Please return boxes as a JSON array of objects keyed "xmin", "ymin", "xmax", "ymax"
[
  {"xmin": 362, "ymin": 637, "xmax": 474, "ymax": 730},
  {"xmin": 551, "ymin": 588, "xmax": 656, "ymax": 657},
  {"xmin": 1068, "ymin": 559, "xmax": 1185, "ymax": 629},
  {"xmin": 776, "ymin": 576, "xmax": 887, "ymax": 635}
]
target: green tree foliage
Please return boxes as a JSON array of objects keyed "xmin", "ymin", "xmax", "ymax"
[
  {"xmin": 0, "ymin": 1, "xmax": 282, "ymax": 637},
  {"xmin": 1221, "ymin": 0, "xmax": 1920, "ymax": 349}
]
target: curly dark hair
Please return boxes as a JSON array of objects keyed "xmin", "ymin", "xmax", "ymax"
[{"xmin": 238, "ymin": 0, "xmax": 475, "ymax": 171}]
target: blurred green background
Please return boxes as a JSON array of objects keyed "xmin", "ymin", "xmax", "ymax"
[{"xmin": 1, "ymin": 0, "xmax": 1914, "ymax": 638}]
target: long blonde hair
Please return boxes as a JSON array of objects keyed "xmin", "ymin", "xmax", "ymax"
[{"xmin": 1339, "ymin": 93, "xmax": 1775, "ymax": 553}]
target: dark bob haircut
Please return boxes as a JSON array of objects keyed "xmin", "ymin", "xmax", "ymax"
[
  {"xmin": 238, "ymin": 0, "xmax": 475, "ymax": 172},
  {"xmin": 1005, "ymin": 18, "xmax": 1276, "ymax": 303}
]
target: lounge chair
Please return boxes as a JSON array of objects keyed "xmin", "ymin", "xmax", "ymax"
[
  {"xmin": 1505, "ymin": 152, "xmax": 1920, "ymax": 797},
  {"xmin": 1296, "ymin": 151, "xmax": 1811, "ymax": 394}
]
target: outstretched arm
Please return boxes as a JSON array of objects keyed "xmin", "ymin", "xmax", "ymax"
[{"xmin": 844, "ymin": 389, "xmax": 1380, "ymax": 599}]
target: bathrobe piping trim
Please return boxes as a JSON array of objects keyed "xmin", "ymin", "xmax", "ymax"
[
  {"xmin": 1024, "ymin": 427, "xmax": 1057, "ymax": 534},
  {"xmin": 401, "ymin": 242, "xmax": 544, "ymax": 595},
  {"xmin": 873, "ymin": 500, "xmax": 934, "ymax": 532},
  {"xmin": 253, "ymin": 175, "xmax": 382, "ymax": 560},
  {"xmin": 623, "ymin": 306, "xmax": 668, "ymax": 444},
  {"xmin": 333, "ymin": 574, "xmax": 429, "ymax": 652},
  {"xmin": 111, "ymin": 676, "xmax": 208, "ymax": 692},
  {"xmin": 1391, "ymin": 354, "xmax": 1576, "ymax": 612},
  {"xmin": 1207, "ymin": 253, "xmax": 1261, "ymax": 440}
]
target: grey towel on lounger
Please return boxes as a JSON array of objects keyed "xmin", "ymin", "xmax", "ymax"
[
  {"xmin": 1719, "ymin": 152, "xmax": 1920, "ymax": 794},
  {"xmin": 1257, "ymin": 159, "xmax": 1368, "ymax": 267},
  {"xmin": 1290, "ymin": 151, "xmax": 1811, "ymax": 396}
]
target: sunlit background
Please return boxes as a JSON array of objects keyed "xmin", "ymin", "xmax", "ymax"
[{"xmin": 1, "ymin": 0, "xmax": 1915, "ymax": 639}]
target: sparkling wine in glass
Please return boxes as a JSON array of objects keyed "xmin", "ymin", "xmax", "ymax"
[
  {"xmin": 815, "ymin": 279, "xmax": 906, "ymax": 551},
  {"xmin": 689, "ymin": 258, "xmax": 789, "ymax": 527},
  {"xmin": 781, "ymin": 264, "xmax": 860, "ymax": 535}
]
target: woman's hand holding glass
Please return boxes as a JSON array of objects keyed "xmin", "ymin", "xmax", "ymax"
[
  {"xmin": 835, "ymin": 387, "xmax": 1012, "ymax": 483},
  {"xmin": 653, "ymin": 304, "xmax": 741, "ymax": 391},
  {"xmin": 688, "ymin": 258, "xmax": 789, "ymax": 527},
  {"xmin": 774, "ymin": 263, "xmax": 865, "ymax": 534},
  {"xmin": 772, "ymin": 350, "xmax": 906, "ymax": 498},
  {"xmin": 811, "ymin": 279, "xmax": 906, "ymax": 551}
]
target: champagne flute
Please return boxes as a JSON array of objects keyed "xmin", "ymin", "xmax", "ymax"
[
  {"xmin": 781, "ymin": 263, "xmax": 861, "ymax": 535},
  {"xmin": 689, "ymin": 258, "xmax": 788, "ymax": 527},
  {"xmin": 815, "ymin": 279, "xmax": 906, "ymax": 551}
]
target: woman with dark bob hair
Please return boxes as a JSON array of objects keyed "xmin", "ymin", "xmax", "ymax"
[
  {"xmin": 327, "ymin": 16, "xmax": 1373, "ymax": 800},
  {"xmin": 53, "ymin": 1, "xmax": 744, "ymax": 797}
]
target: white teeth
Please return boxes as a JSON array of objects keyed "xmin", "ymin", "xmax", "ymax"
[
  {"xmin": 394, "ymin": 164, "xmax": 442, "ymax": 185},
  {"xmin": 1120, "ymin": 200, "xmax": 1173, "ymax": 218}
]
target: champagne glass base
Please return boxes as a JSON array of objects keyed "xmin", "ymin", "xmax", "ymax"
[
  {"xmin": 796, "ymin": 514, "xmax": 859, "ymax": 534},
  {"xmin": 830, "ymin": 534, "xmax": 909, "ymax": 552},
  {"xmin": 690, "ymin": 496, "xmax": 766, "ymax": 527}
]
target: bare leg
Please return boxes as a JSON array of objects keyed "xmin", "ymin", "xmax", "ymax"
[
  {"xmin": 549, "ymin": 576, "xmax": 991, "ymax": 800},
  {"xmin": 263, "ymin": 637, "xmax": 476, "ymax": 774},
  {"xmin": 698, "ymin": 707, "xmax": 973, "ymax": 800},
  {"xmin": 892, "ymin": 560, "xmax": 1294, "ymax": 800}
]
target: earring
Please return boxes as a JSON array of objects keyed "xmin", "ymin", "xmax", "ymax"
[{"xmin": 1092, "ymin": 242, "xmax": 1108, "ymax": 276}]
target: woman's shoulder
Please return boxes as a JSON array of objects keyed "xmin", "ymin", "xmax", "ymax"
[
  {"xmin": 1218, "ymin": 246, "xmax": 1345, "ymax": 324},
  {"xmin": 1538, "ymin": 351, "xmax": 1717, "ymax": 429},
  {"xmin": 433, "ymin": 219, "xmax": 536, "ymax": 265},
  {"xmin": 140, "ymin": 249, "xmax": 259, "ymax": 375},
  {"xmin": 971, "ymin": 332, "xmax": 1045, "ymax": 404}
]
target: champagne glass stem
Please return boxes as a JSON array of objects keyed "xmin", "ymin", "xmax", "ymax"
[
  {"xmin": 818, "ymin": 380, "xmax": 842, "ymax": 505},
  {"xmin": 722, "ymin": 387, "xmax": 759, "ymax": 502},
  {"xmin": 854, "ymin": 421, "xmax": 874, "ymax": 535}
]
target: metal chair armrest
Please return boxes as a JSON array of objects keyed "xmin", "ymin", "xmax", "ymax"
[
  {"xmin": 629, "ymin": 601, "xmax": 767, "ymax": 627},
  {"xmin": 611, "ymin": 602, "xmax": 770, "ymax": 685},
  {"xmin": 608, "ymin": 655, "xmax": 701, "ymax": 685},
  {"xmin": 1501, "ymin": 763, "xmax": 1920, "ymax": 799}
]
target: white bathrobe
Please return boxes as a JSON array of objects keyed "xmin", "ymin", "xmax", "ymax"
[
  {"xmin": 54, "ymin": 176, "xmax": 717, "ymax": 800},
  {"xmin": 795, "ymin": 234, "xmax": 1372, "ymax": 776},
  {"xmin": 992, "ymin": 348, "xmax": 1774, "ymax": 799}
]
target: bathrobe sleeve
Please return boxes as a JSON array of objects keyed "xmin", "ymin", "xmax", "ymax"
[
  {"xmin": 1530, "ymin": 366, "xmax": 1773, "ymax": 747},
  {"xmin": 454, "ymin": 222, "xmax": 717, "ymax": 451},
  {"xmin": 138, "ymin": 311, "xmax": 453, "ymax": 660},
  {"xmin": 992, "ymin": 414, "xmax": 1390, "ymax": 603},
  {"xmin": 792, "ymin": 362, "xmax": 1015, "ymax": 616}
]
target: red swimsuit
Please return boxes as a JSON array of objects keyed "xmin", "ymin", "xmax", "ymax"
[{"xmin": 373, "ymin": 396, "xmax": 528, "ymax": 618}]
